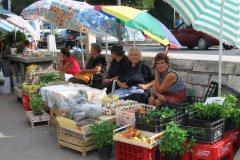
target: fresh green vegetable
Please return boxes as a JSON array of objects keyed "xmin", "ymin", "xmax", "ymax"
[
  {"xmin": 194, "ymin": 102, "xmax": 223, "ymax": 121},
  {"xmin": 39, "ymin": 72, "xmax": 63, "ymax": 84},
  {"xmin": 29, "ymin": 94, "xmax": 43, "ymax": 112},
  {"xmin": 144, "ymin": 107, "xmax": 177, "ymax": 124},
  {"xmin": 160, "ymin": 122, "xmax": 195, "ymax": 155},
  {"xmin": 90, "ymin": 122, "xmax": 116, "ymax": 148}
]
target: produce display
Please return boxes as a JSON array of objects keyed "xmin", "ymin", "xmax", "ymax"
[
  {"xmin": 194, "ymin": 94, "xmax": 239, "ymax": 121},
  {"xmin": 135, "ymin": 106, "xmax": 181, "ymax": 133},
  {"xmin": 29, "ymin": 94, "xmax": 43, "ymax": 115},
  {"xmin": 39, "ymin": 72, "xmax": 64, "ymax": 84},
  {"xmin": 22, "ymin": 83, "xmax": 44, "ymax": 93},
  {"xmin": 102, "ymin": 100, "xmax": 139, "ymax": 116},
  {"xmin": 145, "ymin": 107, "xmax": 177, "ymax": 121},
  {"xmin": 102, "ymin": 95, "xmax": 119, "ymax": 103},
  {"xmin": 118, "ymin": 127, "xmax": 148, "ymax": 142}
]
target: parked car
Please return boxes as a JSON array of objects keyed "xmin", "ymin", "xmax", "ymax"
[
  {"xmin": 96, "ymin": 35, "xmax": 118, "ymax": 46},
  {"xmin": 172, "ymin": 25, "xmax": 234, "ymax": 50},
  {"xmin": 57, "ymin": 29, "xmax": 80, "ymax": 48},
  {"xmin": 38, "ymin": 29, "xmax": 80, "ymax": 48},
  {"xmin": 38, "ymin": 30, "xmax": 65, "ymax": 48}
]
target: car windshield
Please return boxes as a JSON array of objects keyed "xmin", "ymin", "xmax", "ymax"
[
  {"xmin": 44, "ymin": 32, "xmax": 51, "ymax": 37},
  {"xmin": 66, "ymin": 30, "xmax": 79, "ymax": 34}
]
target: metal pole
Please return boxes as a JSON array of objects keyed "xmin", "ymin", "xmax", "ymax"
[
  {"xmin": 133, "ymin": 30, "xmax": 136, "ymax": 47},
  {"xmin": 117, "ymin": 0, "xmax": 121, "ymax": 44},
  {"xmin": 218, "ymin": 0, "xmax": 224, "ymax": 96},
  {"xmin": 80, "ymin": 29, "xmax": 85, "ymax": 68},
  {"xmin": 117, "ymin": 0, "xmax": 121, "ymax": 5},
  {"xmin": 173, "ymin": 9, "xmax": 176, "ymax": 29},
  {"xmin": 104, "ymin": 32, "xmax": 108, "ymax": 62}
]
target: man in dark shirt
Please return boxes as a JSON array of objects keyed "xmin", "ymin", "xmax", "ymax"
[
  {"xmin": 91, "ymin": 45, "xmax": 128, "ymax": 93},
  {"xmin": 70, "ymin": 43, "xmax": 106, "ymax": 84},
  {"xmin": 83, "ymin": 43, "xmax": 106, "ymax": 74}
]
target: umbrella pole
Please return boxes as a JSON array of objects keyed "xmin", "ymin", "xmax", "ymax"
[
  {"xmin": 14, "ymin": 27, "xmax": 16, "ymax": 44},
  {"xmin": 80, "ymin": 29, "xmax": 85, "ymax": 68},
  {"xmin": 218, "ymin": 0, "xmax": 224, "ymax": 96},
  {"xmin": 133, "ymin": 30, "xmax": 136, "ymax": 47},
  {"xmin": 105, "ymin": 32, "xmax": 108, "ymax": 62}
]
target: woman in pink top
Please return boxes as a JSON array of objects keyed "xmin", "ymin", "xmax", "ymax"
[{"xmin": 59, "ymin": 48, "xmax": 80, "ymax": 75}]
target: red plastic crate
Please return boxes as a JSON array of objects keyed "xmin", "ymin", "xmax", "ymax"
[
  {"xmin": 160, "ymin": 152, "xmax": 191, "ymax": 160},
  {"xmin": 238, "ymin": 128, "xmax": 240, "ymax": 148},
  {"xmin": 191, "ymin": 135, "xmax": 233, "ymax": 160},
  {"xmin": 22, "ymin": 94, "xmax": 31, "ymax": 111},
  {"xmin": 225, "ymin": 128, "xmax": 240, "ymax": 150},
  {"xmin": 116, "ymin": 141, "xmax": 157, "ymax": 160}
]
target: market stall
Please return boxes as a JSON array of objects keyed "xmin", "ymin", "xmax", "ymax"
[{"xmin": 4, "ymin": 54, "xmax": 58, "ymax": 82}]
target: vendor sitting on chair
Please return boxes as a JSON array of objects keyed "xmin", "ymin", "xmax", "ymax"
[
  {"xmin": 148, "ymin": 53, "xmax": 187, "ymax": 107},
  {"xmin": 115, "ymin": 48, "xmax": 155, "ymax": 103},
  {"xmin": 90, "ymin": 44, "xmax": 129, "ymax": 93},
  {"xmin": 70, "ymin": 43, "xmax": 106, "ymax": 84},
  {"xmin": 59, "ymin": 48, "xmax": 80, "ymax": 76}
]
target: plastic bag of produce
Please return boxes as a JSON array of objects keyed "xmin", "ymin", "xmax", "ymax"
[
  {"xmin": 26, "ymin": 64, "xmax": 38, "ymax": 77},
  {"xmin": 64, "ymin": 103, "xmax": 83, "ymax": 119},
  {"xmin": 56, "ymin": 116, "xmax": 78, "ymax": 129},
  {"xmin": 73, "ymin": 112, "xmax": 86, "ymax": 122},
  {"xmin": 87, "ymin": 88, "xmax": 107, "ymax": 103},
  {"xmin": 81, "ymin": 103, "xmax": 103, "ymax": 119},
  {"xmin": 76, "ymin": 118, "xmax": 95, "ymax": 127}
]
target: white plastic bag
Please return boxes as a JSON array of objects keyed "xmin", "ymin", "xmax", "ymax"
[{"xmin": 81, "ymin": 103, "xmax": 103, "ymax": 119}]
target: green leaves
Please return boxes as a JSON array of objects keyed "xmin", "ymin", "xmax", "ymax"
[
  {"xmin": 145, "ymin": 107, "xmax": 176, "ymax": 121},
  {"xmin": 160, "ymin": 122, "xmax": 195, "ymax": 155},
  {"xmin": 29, "ymin": 94, "xmax": 43, "ymax": 112},
  {"xmin": 194, "ymin": 95, "xmax": 240, "ymax": 125},
  {"xmin": 39, "ymin": 73, "xmax": 63, "ymax": 84},
  {"xmin": 194, "ymin": 102, "xmax": 223, "ymax": 121},
  {"xmin": 90, "ymin": 122, "xmax": 116, "ymax": 148}
]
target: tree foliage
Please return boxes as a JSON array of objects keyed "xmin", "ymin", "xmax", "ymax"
[
  {"xmin": 148, "ymin": 0, "xmax": 174, "ymax": 28},
  {"xmin": 11, "ymin": 0, "xmax": 38, "ymax": 15},
  {"xmin": 87, "ymin": 0, "xmax": 154, "ymax": 10}
]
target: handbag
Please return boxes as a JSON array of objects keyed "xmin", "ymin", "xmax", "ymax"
[{"xmin": 73, "ymin": 72, "xmax": 93, "ymax": 83}]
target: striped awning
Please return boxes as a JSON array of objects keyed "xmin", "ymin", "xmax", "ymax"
[
  {"xmin": 164, "ymin": 0, "xmax": 240, "ymax": 47},
  {"xmin": 0, "ymin": 19, "xmax": 14, "ymax": 32}
]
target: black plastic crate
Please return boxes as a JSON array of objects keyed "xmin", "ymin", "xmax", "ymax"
[
  {"xmin": 186, "ymin": 96, "xmax": 204, "ymax": 104},
  {"xmin": 135, "ymin": 112, "xmax": 185, "ymax": 133},
  {"xmin": 224, "ymin": 119, "xmax": 237, "ymax": 133},
  {"xmin": 180, "ymin": 113, "xmax": 225, "ymax": 144},
  {"xmin": 163, "ymin": 103, "xmax": 187, "ymax": 114}
]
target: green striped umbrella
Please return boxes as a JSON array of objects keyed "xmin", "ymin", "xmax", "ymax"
[{"xmin": 163, "ymin": 0, "xmax": 238, "ymax": 95}]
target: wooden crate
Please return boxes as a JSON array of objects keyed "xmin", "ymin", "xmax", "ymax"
[
  {"xmin": 50, "ymin": 108, "xmax": 65, "ymax": 126},
  {"xmin": 57, "ymin": 127, "xmax": 96, "ymax": 157},
  {"xmin": 26, "ymin": 111, "xmax": 50, "ymax": 128},
  {"xmin": 74, "ymin": 115, "xmax": 116, "ymax": 136},
  {"xmin": 113, "ymin": 124, "xmax": 163, "ymax": 149}
]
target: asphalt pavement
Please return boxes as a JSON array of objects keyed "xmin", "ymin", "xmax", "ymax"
[{"xmin": 0, "ymin": 94, "xmax": 106, "ymax": 160}]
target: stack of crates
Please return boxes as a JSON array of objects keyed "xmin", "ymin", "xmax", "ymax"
[
  {"xmin": 191, "ymin": 135, "xmax": 233, "ymax": 160},
  {"xmin": 116, "ymin": 141, "xmax": 157, "ymax": 160}
]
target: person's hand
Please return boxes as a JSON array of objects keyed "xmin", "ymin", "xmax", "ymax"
[
  {"xmin": 60, "ymin": 54, "xmax": 64, "ymax": 61},
  {"xmin": 138, "ymin": 84, "xmax": 148, "ymax": 90},
  {"xmin": 157, "ymin": 94, "xmax": 165, "ymax": 102},
  {"xmin": 103, "ymin": 79, "xmax": 111, "ymax": 85},
  {"xmin": 155, "ymin": 69, "xmax": 160, "ymax": 78},
  {"xmin": 117, "ymin": 81, "xmax": 128, "ymax": 89},
  {"xmin": 81, "ymin": 69, "xmax": 86, "ymax": 73}
]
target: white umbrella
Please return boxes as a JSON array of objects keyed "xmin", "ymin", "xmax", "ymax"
[
  {"xmin": 4, "ymin": 14, "xmax": 38, "ymax": 40},
  {"xmin": 163, "ymin": 0, "xmax": 240, "ymax": 96}
]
